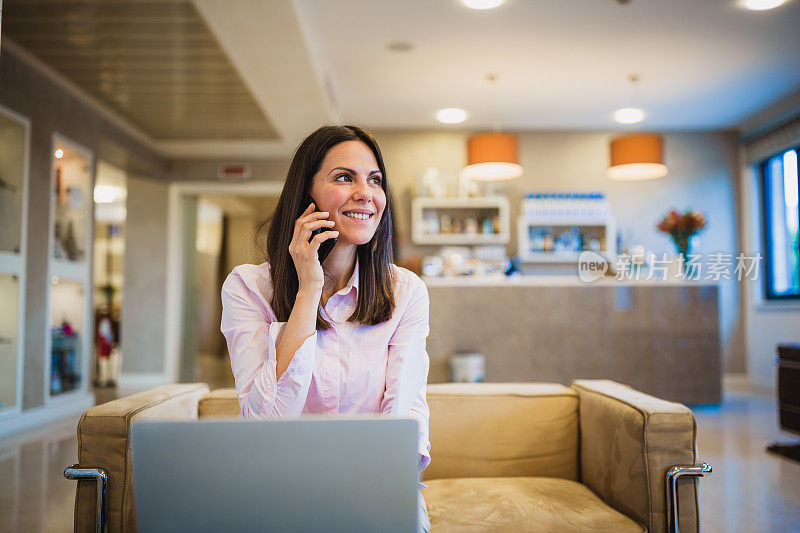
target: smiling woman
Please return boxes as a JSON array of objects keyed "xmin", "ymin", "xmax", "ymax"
[{"xmin": 220, "ymin": 125, "xmax": 433, "ymax": 532}]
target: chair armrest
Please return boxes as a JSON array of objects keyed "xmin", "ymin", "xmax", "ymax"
[
  {"xmin": 67, "ymin": 383, "xmax": 209, "ymax": 532},
  {"xmin": 666, "ymin": 461, "xmax": 712, "ymax": 533},
  {"xmin": 571, "ymin": 379, "xmax": 707, "ymax": 533},
  {"xmin": 64, "ymin": 465, "xmax": 108, "ymax": 533}
]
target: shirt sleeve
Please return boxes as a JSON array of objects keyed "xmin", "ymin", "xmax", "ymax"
[
  {"xmin": 381, "ymin": 277, "xmax": 432, "ymax": 474},
  {"xmin": 220, "ymin": 269, "xmax": 317, "ymax": 419}
]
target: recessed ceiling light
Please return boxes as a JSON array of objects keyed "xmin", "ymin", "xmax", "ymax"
[
  {"xmin": 387, "ymin": 41, "xmax": 414, "ymax": 53},
  {"xmin": 462, "ymin": 0, "xmax": 505, "ymax": 10},
  {"xmin": 742, "ymin": 0, "xmax": 785, "ymax": 10},
  {"xmin": 614, "ymin": 108, "xmax": 646, "ymax": 124},
  {"xmin": 436, "ymin": 108, "xmax": 468, "ymax": 124},
  {"xmin": 54, "ymin": 148, "xmax": 64, "ymax": 159}
]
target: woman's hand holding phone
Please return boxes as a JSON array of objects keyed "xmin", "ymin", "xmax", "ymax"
[{"xmin": 289, "ymin": 202, "xmax": 338, "ymax": 293}]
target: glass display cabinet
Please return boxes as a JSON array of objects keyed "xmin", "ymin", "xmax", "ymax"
[
  {"xmin": 47, "ymin": 135, "xmax": 93, "ymax": 400},
  {"xmin": 0, "ymin": 106, "xmax": 29, "ymax": 418}
]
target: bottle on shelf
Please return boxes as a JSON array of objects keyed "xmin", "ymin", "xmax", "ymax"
[
  {"xmin": 464, "ymin": 217, "xmax": 478, "ymax": 235},
  {"xmin": 482, "ymin": 215, "xmax": 494, "ymax": 235},
  {"xmin": 439, "ymin": 214, "xmax": 452, "ymax": 234},
  {"xmin": 542, "ymin": 229, "xmax": 554, "ymax": 252}
]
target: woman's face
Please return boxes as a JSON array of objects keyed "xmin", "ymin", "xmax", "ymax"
[{"xmin": 309, "ymin": 140, "xmax": 386, "ymax": 246}]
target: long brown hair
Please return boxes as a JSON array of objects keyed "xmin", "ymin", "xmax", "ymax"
[{"xmin": 254, "ymin": 125, "xmax": 396, "ymax": 330}]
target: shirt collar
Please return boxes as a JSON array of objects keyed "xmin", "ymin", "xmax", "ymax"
[{"xmin": 334, "ymin": 256, "xmax": 359, "ymax": 298}]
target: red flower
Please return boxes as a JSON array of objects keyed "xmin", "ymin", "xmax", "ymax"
[{"xmin": 656, "ymin": 208, "xmax": 707, "ymax": 245}]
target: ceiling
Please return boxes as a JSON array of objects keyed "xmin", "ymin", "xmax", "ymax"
[
  {"xmin": 2, "ymin": 0, "xmax": 800, "ymax": 158},
  {"xmin": 1, "ymin": 0, "xmax": 280, "ymax": 141},
  {"xmin": 294, "ymin": 0, "xmax": 800, "ymax": 130}
]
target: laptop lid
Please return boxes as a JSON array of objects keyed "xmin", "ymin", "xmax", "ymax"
[{"xmin": 131, "ymin": 417, "xmax": 419, "ymax": 533}]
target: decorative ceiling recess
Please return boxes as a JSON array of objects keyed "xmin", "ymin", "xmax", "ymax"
[{"xmin": 2, "ymin": 0, "xmax": 280, "ymax": 141}]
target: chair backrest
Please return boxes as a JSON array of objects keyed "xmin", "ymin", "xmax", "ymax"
[
  {"xmin": 423, "ymin": 382, "xmax": 579, "ymax": 482},
  {"xmin": 198, "ymin": 388, "xmax": 241, "ymax": 418},
  {"xmin": 196, "ymin": 384, "xmax": 580, "ymax": 482}
]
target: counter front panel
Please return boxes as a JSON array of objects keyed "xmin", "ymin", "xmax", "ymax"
[{"xmin": 426, "ymin": 281, "xmax": 721, "ymax": 404}]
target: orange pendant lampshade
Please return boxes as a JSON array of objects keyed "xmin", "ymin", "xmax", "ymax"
[
  {"xmin": 607, "ymin": 133, "xmax": 668, "ymax": 180},
  {"xmin": 462, "ymin": 132, "xmax": 523, "ymax": 181}
]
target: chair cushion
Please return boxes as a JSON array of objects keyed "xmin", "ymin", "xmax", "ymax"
[
  {"xmin": 425, "ymin": 477, "xmax": 645, "ymax": 532},
  {"xmin": 198, "ymin": 388, "xmax": 240, "ymax": 418}
]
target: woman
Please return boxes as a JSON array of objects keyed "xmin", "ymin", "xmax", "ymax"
[{"xmin": 220, "ymin": 125, "xmax": 431, "ymax": 532}]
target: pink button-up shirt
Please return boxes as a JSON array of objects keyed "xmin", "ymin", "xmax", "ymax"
[{"xmin": 220, "ymin": 257, "xmax": 431, "ymax": 473}]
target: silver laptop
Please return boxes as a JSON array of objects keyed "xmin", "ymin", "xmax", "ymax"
[{"xmin": 131, "ymin": 417, "xmax": 419, "ymax": 533}]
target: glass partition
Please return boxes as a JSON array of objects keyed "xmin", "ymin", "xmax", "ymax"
[
  {"xmin": 52, "ymin": 140, "xmax": 90, "ymax": 262},
  {"xmin": 0, "ymin": 107, "xmax": 29, "ymax": 415},
  {"xmin": 0, "ymin": 112, "xmax": 26, "ymax": 255},
  {"xmin": 0, "ymin": 274, "xmax": 21, "ymax": 410},
  {"xmin": 49, "ymin": 279, "xmax": 86, "ymax": 395},
  {"xmin": 48, "ymin": 135, "xmax": 93, "ymax": 399}
]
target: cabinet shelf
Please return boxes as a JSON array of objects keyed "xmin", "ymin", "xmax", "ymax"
[
  {"xmin": 412, "ymin": 196, "xmax": 510, "ymax": 245},
  {"xmin": 0, "ymin": 251, "xmax": 22, "ymax": 275},
  {"xmin": 518, "ymin": 217, "xmax": 616, "ymax": 263},
  {"xmin": 51, "ymin": 258, "xmax": 88, "ymax": 282}
]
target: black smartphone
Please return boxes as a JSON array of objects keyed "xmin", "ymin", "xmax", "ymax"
[{"xmin": 305, "ymin": 197, "xmax": 337, "ymax": 264}]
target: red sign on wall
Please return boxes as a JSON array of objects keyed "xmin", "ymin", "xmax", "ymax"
[{"xmin": 217, "ymin": 163, "xmax": 252, "ymax": 181}]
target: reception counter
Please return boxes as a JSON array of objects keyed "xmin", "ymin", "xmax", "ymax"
[{"xmin": 424, "ymin": 275, "xmax": 721, "ymax": 404}]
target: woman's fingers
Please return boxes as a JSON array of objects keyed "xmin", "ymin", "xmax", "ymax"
[
  {"xmin": 308, "ymin": 229, "xmax": 339, "ymax": 252},
  {"xmin": 289, "ymin": 204, "xmax": 338, "ymax": 291},
  {"xmin": 292, "ymin": 206, "xmax": 327, "ymax": 243},
  {"xmin": 299, "ymin": 219, "xmax": 336, "ymax": 245}
]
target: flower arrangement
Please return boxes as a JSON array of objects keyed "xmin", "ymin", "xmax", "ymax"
[{"xmin": 656, "ymin": 209, "xmax": 706, "ymax": 257}]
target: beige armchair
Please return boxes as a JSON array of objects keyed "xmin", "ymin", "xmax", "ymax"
[{"xmin": 65, "ymin": 380, "xmax": 709, "ymax": 532}]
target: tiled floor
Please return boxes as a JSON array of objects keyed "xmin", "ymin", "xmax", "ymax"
[
  {"xmin": 1, "ymin": 383, "xmax": 798, "ymax": 532},
  {"xmin": 692, "ymin": 389, "xmax": 800, "ymax": 532}
]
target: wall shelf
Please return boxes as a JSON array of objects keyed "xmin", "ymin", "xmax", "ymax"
[{"xmin": 411, "ymin": 196, "xmax": 510, "ymax": 245}]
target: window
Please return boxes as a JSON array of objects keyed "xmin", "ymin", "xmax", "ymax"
[{"xmin": 761, "ymin": 147, "xmax": 800, "ymax": 299}]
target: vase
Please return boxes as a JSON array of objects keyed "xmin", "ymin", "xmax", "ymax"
[{"xmin": 674, "ymin": 236, "xmax": 695, "ymax": 278}]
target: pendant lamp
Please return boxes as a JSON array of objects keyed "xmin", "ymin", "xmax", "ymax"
[
  {"xmin": 607, "ymin": 132, "xmax": 668, "ymax": 180},
  {"xmin": 462, "ymin": 132, "xmax": 523, "ymax": 181},
  {"xmin": 461, "ymin": 73, "xmax": 523, "ymax": 182}
]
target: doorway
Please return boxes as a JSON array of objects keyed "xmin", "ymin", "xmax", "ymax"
[{"xmin": 166, "ymin": 181, "xmax": 283, "ymax": 389}]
